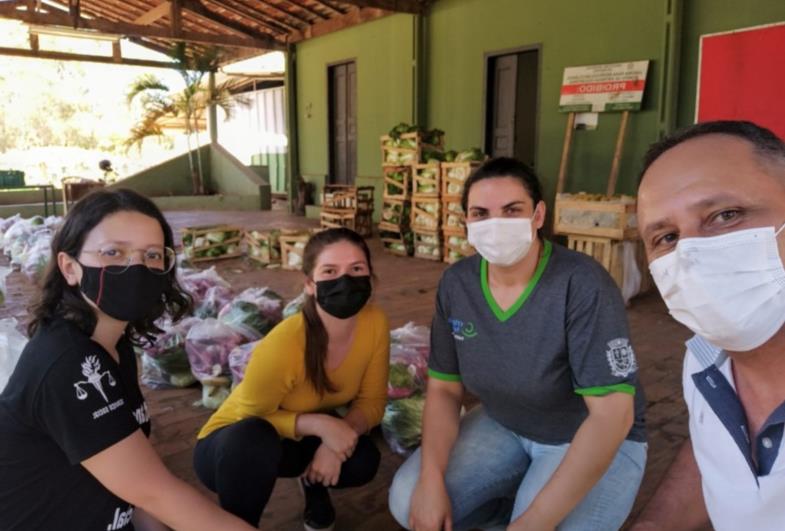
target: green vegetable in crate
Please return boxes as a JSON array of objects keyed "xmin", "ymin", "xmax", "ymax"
[
  {"xmin": 456, "ymin": 148, "xmax": 485, "ymax": 162},
  {"xmin": 424, "ymin": 129, "xmax": 444, "ymax": 146},
  {"xmin": 206, "ymin": 231, "xmax": 229, "ymax": 243},
  {"xmin": 389, "ymin": 122, "xmax": 412, "ymax": 140},
  {"xmin": 422, "ymin": 149, "xmax": 443, "ymax": 163},
  {"xmin": 444, "ymin": 150, "xmax": 457, "ymax": 162},
  {"xmin": 182, "ymin": 233, "xmax": 193, "ymax": 245}
]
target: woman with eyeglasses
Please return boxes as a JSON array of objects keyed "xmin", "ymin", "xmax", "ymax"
[{"xmin": 0, "ymin": 189, "xmax": 254, "ymax": 531}]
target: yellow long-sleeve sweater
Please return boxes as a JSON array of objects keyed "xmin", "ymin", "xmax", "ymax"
[{"xmin": 198, "ymin": 303, "xmax": 390, "ymax": 440}]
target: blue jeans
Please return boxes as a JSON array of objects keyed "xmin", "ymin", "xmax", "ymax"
[{"xmin": 389, "ymin": 406, "xmax": 647, "ymax": 531}]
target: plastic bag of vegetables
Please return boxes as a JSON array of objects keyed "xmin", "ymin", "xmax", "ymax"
[
  {"xmin": 140, "ymin": 317, "xmax": 200, "ymax": 389},
  {"xmin": 382, "ymin": 394, "xmax": 426, "ymax": 456},
  {"xmin": 185, "ymin": 318, "xmax": 245, "ymax": 384},
  {"xmin": 388, "ymin": 322, "xmax": 430, "ymax": 399},
  {"xmin": 0, "ymin": 266, "xmax": 10, "ymax": 306},
  {"xmin": 0, "ymin": 318, "xmax": 27, "ymax": 392},
  {"xmin": 194, "ymin": 284, "xmax": 234, "ymax": 319},
  {"xmin": 218, "ymin": 287, "xmax": 284, "ymax": 340},
  {"xmin": 228, "ymin": 340, "xmax": 260, "ymax": 387},
  {"xmin": 21, "ymin": 234, "xmax": 52, "ymax": 283},
  {"xmin": 179, "ymin": 266, "xmax": 231, "ymax": 306},
  {"xmin": 283, "ymin": 291, "xmax": 307, "ymax": 319}
]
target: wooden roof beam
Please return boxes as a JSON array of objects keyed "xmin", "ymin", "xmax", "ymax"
[
  {"xmin": 255, "ymin": 0, "xmax": 310, "ymax": 28},
  {"xmin": 207, "ymin": 0, "xmax": 291, "ymax": 35},
  {"xmin": 0, "ymin": 44, "xmax": 176, "ymax": 68},
  {"xmin": 239, "ymin": 0, "xmax": 300, "ymax": 32},
  {"xmin": 0, "ymin": 3, "xmax": 285, "ymax": 49},
  {"xmin": 310, "ymin": 0, "xmax": 343, "ymax": 16},
  {"xmin": 337, "ymin": 0, "xmax": 423, "ymax": 14},
  {"xmin": 181, "ymin": 0, "xmax": 284, "ymax": 42},
  {"xmin": 291, "ymin": 6, "xmax": 391, "ymax": 41},
  {"xmin": 279, "ymin": 0, "xmax": 327, "ymax": 21},
  {"xmin": 133, "ymin": 1, "xmax": 171, "ymax": 25}
]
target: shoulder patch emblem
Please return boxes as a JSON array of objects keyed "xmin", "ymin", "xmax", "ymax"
[{"xmin": 606, "ymin": 338, "xmax": 638, "ymax": 378}]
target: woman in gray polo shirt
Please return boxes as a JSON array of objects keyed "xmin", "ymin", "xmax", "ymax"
[{"xmin": 389, "ymin": 157, "xmax": 647, "ymax": 531}]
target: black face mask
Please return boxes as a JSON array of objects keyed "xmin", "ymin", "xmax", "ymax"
[
  {"xmin": 79, "ymin": 264, "xmax": 167, "ymax": 323},
  {"xmin": 315, "ymin": 274, "xmax": 372, "ymax": 319}
]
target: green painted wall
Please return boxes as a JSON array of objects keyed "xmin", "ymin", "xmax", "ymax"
[
  {"xmin": 427, "ymin": 0, "xmax": 663, "ymax": 198},
  {"xmin": 251, "ymin": 152, "xmax": 287, "ymax": 194},
  {"xmin": 677, "ymin": 0, "xmax": 785, "ymax": 127},
  {"xmin": 109, "ymin": 147, "xmax": 206, "ymax": 197},
  {"xmin": 296, "ymin": 14, "xmax": 415, "ymax": 180},
  {"xmin": 210, "ymin": 143, "xmax": 272, "ymax": 209}
]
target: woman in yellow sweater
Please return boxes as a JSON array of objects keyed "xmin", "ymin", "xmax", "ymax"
[{"xmin": 193, "ymin": 227, "xmax": 390, "ymax": 530}]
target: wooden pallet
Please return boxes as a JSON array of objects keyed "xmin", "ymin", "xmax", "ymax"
[
  {"xmin": 322, "ymin": 184, "xmax": 374, "ymax": 212},
  {"xmin": 411, "ymin": 196, "xmax": 441, "ymax": 232},
  {"xmin": 566, "ymin": 234, "xmax": 651, "ymax": 296},
  {"xmin": 380, "ymin": 227, "xmax": 413, "ymax": 256},
  {"xmin": 379, "ymin": 198, "xmax": 411, "ymax": 231},
  {"xmin": 320, "ymin": 208, "xmax": 373, "ymax": 238},
  {"xmin": 245, "ymin": 229, "xmax": 281, "ymax": 265},
  {"xmin": 554, "ymin": 193, "xmax": 638, "ymax": 240},
  {"xmin": 440, "ymin": 161, "xmax": 483, "ymax": 197},
  {"xmin": 441, "ymin": 199, "xmax": 466, "ymax": 232},
  {"xmin": 181, "ymin": 224, "xmax": 243, "ymax": 263},
  {"xmin": 381, "ymin": 131, "xmax": 444, "ymax": 166},
  {"xmin": 279, "ymin": 231, "xmax": 312, "ymax": 271},
  {"xmin": 382, "ymin": 166, "xmax": 412, "ymax": 200},
  {"xmin": 442, "ymin": 228, "xmax": 474, "ymax": 264},
  {"xmin": 413, "ymin": 229, "xmax": 443, "ymax": 261},
  {"xmin": 412, "ymin": 163, "xmax": 441, "ymax": 197}
]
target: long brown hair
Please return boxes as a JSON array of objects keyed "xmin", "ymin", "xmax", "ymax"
[
  {"xmin": 28, "ymin": 189, "xmax": 192, "ymax": 343},
  {"xmin": 301, "ymin": 228, "xmax": 373, "ymax": 395}
]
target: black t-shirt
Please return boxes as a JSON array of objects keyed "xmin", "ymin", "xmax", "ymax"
[{"xmin": 0, "ymin": 318, "xmax": 151, "ymax": 531}]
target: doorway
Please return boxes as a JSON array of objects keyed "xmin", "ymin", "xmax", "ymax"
[
  {"xmin": 484, "ymin": 48, "xmax": 540, "ymax": 167},
  {"xmin": 328, "ymin": 61, "xmax": 357, "ymax": 185}
]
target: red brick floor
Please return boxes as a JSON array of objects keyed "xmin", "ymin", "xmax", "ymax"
[{"xmin": 0, "ymin": 210, "xmax": 700, "ymax": 530}]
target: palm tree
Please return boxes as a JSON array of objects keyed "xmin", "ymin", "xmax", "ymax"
[{"xmin": 126, "ymin": 44, "xmax": 247, "ymax": 195}]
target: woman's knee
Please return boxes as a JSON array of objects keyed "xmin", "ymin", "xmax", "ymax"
[
  {"xmin": 388, "ymin": 450, "xmax": 422, "ymax": 529},
  {"xmin": 341, "ymin": 436, "xmax": 381, "ymax": 485},
  {"xmin": 215, "ymin": 418, "xmax": 282, "ymax": 470}
]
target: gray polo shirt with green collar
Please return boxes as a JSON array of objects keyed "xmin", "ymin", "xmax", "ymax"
[{"xmin": 428, "ymin": 240, "xmax": 647, "ymax": 443}]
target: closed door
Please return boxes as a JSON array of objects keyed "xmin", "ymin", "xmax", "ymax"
[
  {"xmin": 490, "ymin": 54, "xmax": 517, "ymax": 158},
  {"xmin": 485, "ymin": 49, "xmax": 539, "ymax": 166},
  {"xmin": 329, "ymin": 61, "xmax": 357, "ymax": 185}
]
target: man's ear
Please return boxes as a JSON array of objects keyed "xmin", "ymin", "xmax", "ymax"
[{"xmin": 533, "ymin": 200, "xmax": 547, "ymax": 230}]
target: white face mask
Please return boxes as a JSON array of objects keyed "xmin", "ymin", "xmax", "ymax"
[
  {"xmin": 649, "ymin": 224, "xmax": 785, "ymax": 351},
  {"xmin": 467, "ymin": 217, "xmax": 534, "ymax": 266}
]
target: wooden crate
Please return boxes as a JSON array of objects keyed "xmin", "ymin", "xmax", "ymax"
[
  {"xmin": 411, "ymin": 197, "xmax": 441, "ymax": 232},
  {"xmin": 554, "ymin": 193, "xmax": 638, "ymax": 240},
  {"xmin": 443, "ymin": 228, "xmax": 475, "ymax": 264},
  {"xmin": 322, "ymin": 185, "xmax": 374, "ymax": 212},
  {"xmin": 566, "ymin": 235, "xmax": 651, "ymax": 300},
  {"xmin": 381, "ymin": 131, "xmax": 444, "ymax": 166},
  {"xmin": 379, "ymin": 198, "xmax": 411, "ymax": 231},
  {"xmin": 181, "ymin": 224, "xmax": 243, "ymax": 263},
  {"xmin": 413, "ymin": 229, "xmax": 443, "ymax": 261},
  {"xmin": 382, "ymin": 166, "xmax": 412, "ymax": 200},
  {"xmin": 245, "ymin": 229, "xmax": 281, "ymax": 265},
  {"xmin": 440, "ymin": 161, "xmax": 483, "ymax": 198},
  {"xmin": 412, "ymin": 163, "xmax": 441, "ymax": 197},
  {"xmin": 320, "ymin": 208, "xmax": 373, "ymax": 238},
  {"xmin": 280, "ymin": 231, "xmax": 312, "ymax": 271},
  {"xmin": 441, "ymin": 199, "xmax": 466, "ymax": 232},
  {"xmin": 380, "ymin": 227, "xmax": 413, "ymax": 257}
]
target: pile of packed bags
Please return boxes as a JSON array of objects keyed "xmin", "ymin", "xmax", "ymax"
[
  {"xmin": 0, "ymin": 318, "xmax": 28, "ymax": 393},
  {"xmin": 140, "ymin": 265, "xmax": 286, "ymax": 409},
  {"xmin": 382, "ymin": 322, "xmax": 430, "ymax": 456},
  {"xmin": 0, "ymin": 215, "xmax": 63, "ymax": 284}
]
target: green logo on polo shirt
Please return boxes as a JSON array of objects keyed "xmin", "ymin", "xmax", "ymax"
[{"xmin": 449, "ymin": 318, "xmax": 478, "ymax": 341}]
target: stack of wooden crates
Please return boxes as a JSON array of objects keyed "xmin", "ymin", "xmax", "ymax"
[
  {"xmin": 320, "ymin": 185, "xmax": 374, "ymax": 238},
  {"xmin": 379, "ymin": 131, "xmax": 444, "ymax": 257},
  {"xmin": 439, "ymin": 161, "xmax": 482, "ymax": 264}
]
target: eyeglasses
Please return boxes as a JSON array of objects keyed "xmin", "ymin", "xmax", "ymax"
[{"xmin": 80, "ymin": 246, "xmax": 177, "ymax": 275}]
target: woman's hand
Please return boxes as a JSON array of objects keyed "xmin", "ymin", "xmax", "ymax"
[
  {"xmin": 314, "ymin": 416, "xmax": 358, "ymax": 461},
  {"xmin": 409, "ymin": 471, "xmax": 453, "ymax": 531},
  {"xmin": 305, "ymin": 444, "xmax": 343, "ymax": 487}
]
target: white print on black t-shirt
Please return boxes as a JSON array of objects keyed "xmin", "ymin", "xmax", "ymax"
[
  {"xmin": 92, "ymin": 398, "xmax": 125, "ymax": 420},
  {"xmin": 106, "ymin": 506, "xmax": 134, "ymax": 530},
  {"xmin": 73, "ymin": 355, "xmax": 116, "ymax": 402},
  {"xmin": 132, "ymin": 402, "xmax": 149, "ymax": 426},
  {"xmin": 605, "ymin": 338, "xmax": 638, "ymax": 378}
]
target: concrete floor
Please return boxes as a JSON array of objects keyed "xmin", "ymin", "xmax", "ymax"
[{"xmin": 0, "ymin": 209, "xmax": 699, "ymax": 530}]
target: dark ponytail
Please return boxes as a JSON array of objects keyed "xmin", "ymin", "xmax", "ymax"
[{"xmin": 300, "ymin": 227, "xmax": 373, "ymax": 396}]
